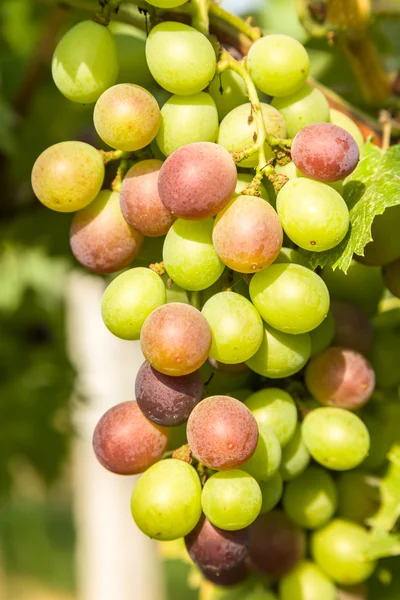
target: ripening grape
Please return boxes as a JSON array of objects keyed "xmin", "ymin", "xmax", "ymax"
[
  {"xmin": 156, "ymin": 93, "xmax": 219, "ymax": 156},
  {"xmin": 93, "ymin": 401, "xmax": 168, "ymax": 475},
  {"xmin": 302, "ymin": 407, "xmax": 370, "ymax": 471},
  {"xmin": 360, "ymin": 205, "xmax": 400, "ymax": 266},
  {"xmin": 383, "ymin": 258, "xmax": 400, "ymax": 298},
  {"xmin": 109, "ymin": 22, "xmax": 154, "ymax": 88},
  {"xmin": 277, "ymin": 178, "xmax": 349, "ymax": 252},
  {"xmin": 259, "ymin": 472, "xmax": 283, "ymax": 514},
  {"xmin": 52, "ymin": 21, "xmax": 118, "ymax": 103},
  {"xmin": 309, "ymin": 310, "xmax": 335, "ymax": 356},
  {"xmin": 187, "ymin": 396, "xmax": 259, "ymax": 470},
  {"xmin": 246, "ymin": 323, "xmax": 311, "ymax": 380},
  {"xmin": 279, "ymin": 561, "xmax": 337, "ymax": 600},
  {"xmin": 146, "ymin": 0, "xmax": 187, "ymax": 7},
  {"xmin": 245, "ymin": 388, "xmax": 297, "ymax": 447},
  {"xmin": 93, "ymin": 84, "xmax": 160, "ymax": 151},
  {"xmin": 201, "ymin": 292, "xmax": 263, "ymax": 364},
  {"xmin": 247, "ymin": 34, "xmax": 309, "ymax": 96},
  {"xmin": 101, "ymin": 267, "xmax": 166, "ymax": 340},
  {"xmin": 248, "ymin": 510, "xmax": 306, "ymax": 577},
  {"xmin": 369, "ymin": 328, "xmax": 400, "ymax": 388},
  {"xmin": 292, "ymin": 123, "xmax": 360, "ymax": 182},
  {"xmin": 70, "ymin": 190, "xmax": 143, "ymax": 273},
  {"xmin": 131, "ymin": 458, "xmax": 202, "ymax": 540},
  {"xmin": 330, "ymin": 109, "xmax": 364, "ymax": 151},
  {"xmin": 201, "ymin": 562, "xmax": 248, "ymax": 587},
  {"xmin": 135, "ymin": 361, "xmax": 203, "ymax": 427},
  {"xmin": 201, "ymin": 470, "xmax": 262, "ymax": 530},
  {"xmin": 218, "ymin": 103, "xmax": 287, "ymax": 168},
  {"xmin": 311, "ymin": 519, "xmax": 376, "ymax": 585},
  {"xmin": 146, "ymin": 22, "xmax": 216, "ymax": 95},
  {"xmin": 212, "ymin": 195, "xmax": 283, "ymax": 273},
  {"xmin": 120, "ymin": 160, "xmax": 175, "ymax": 237},
  {"xmin": 31, "ymin": 141, "xmax": 104, "ymax": 212},
  {"xmin": 272, "ymin": 85, "xmax": 330, "ymax": 137},
  {"xmin": 208, "ymin": 69, "xmax": 248, "ymax": 120},
  {"xmin": 331, "ymin": 301, "xmax": 373, "ymax": 354},
  {"xmin": 140, "ymin": 303, "xmax": 212, "ymax": 376},
  {"xmin": 163, "ymin": 219, "xmax": 225, "ymax": 291},
  {"xmin": 235, "ymin": 173, "xmax": 271, "ymax": 204},
  {"xmin": 158, "ymin": 142, "xmax": 237, "ymax": 219},
  {"xmin": 280, "ymin": 425, "xmax": 311, "ymax": 481},
  {"xmin": 275, "ymin": 160, "xmax": 344, "ymax": 195},
  {"xmin": 283, "ymin": 466, "xmax": 338, "ymax": 529},
  {"xmin": 250, "ymin": 263, "xmax": 330, "ymax": 335},
  {"xmin": 274, "ymin": 246, "xmax": 309, "ymax": 267},
  {"xmin": 337, "ymin": 471, "xmax": 380, "ymax": 524},
  {"xmin": 241, "ymin": 422, "xmax": 282, "ymax": 482}
]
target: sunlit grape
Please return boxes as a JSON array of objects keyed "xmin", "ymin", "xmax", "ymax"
[
  {"xmin": 110, "ymin": 22, "xmax": 154, "ymax": 88},
  {"xmin": 245, "ymin": 388, "xmax": 297, "ymax": 447},
  {"xmin": 242, "ymin": 422, "xmax": 282, "ymax": 482},
  {"xmin": 279, "ymin": 561, "xmax": 337, "ymax": 600},
  {"xmin": 280, "ymin": 425, "xmax": 310, "ymax": 481},
  {"xmin": 209, "ymin": 69, "xmax": 248, "ymax": 120},
  {"xmin": 272, "ymin": 85, "xmax": 330, "ymax": 137},
  {"xmin": 330, "ymin": 108, "xmax": 364, "ymax": 151},
  {"xmin": 309, "ymin": 310, "xmax": 335, "ymax": 356},
  {"xmin": 259, "ymin": 472, "xmax": 283, "ymax": 514}
]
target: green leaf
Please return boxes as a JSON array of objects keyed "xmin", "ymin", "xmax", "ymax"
[
  {"xmin": 369, "ymin": 444, "xmax": 400, "ymax": 532},
  {"xmin": 306, "ymin": 142, "xmax": 400, "ymax": 273}
]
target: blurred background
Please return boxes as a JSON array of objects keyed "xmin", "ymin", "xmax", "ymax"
[{"xmin": 0, "ymin": 0, "xmax": 400, "ymax": 598}]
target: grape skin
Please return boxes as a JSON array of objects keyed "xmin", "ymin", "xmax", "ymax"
[
  {"xmin": 208, "ymin": 69, "xmax": 248, "ymax": 120},
  {"xmin": 331, "ymin": 301, "xmax": 373, "ymax": 355},
  {"xmin": 93, "ymin": 401, "xmax": 168, "ymax": 475},
  {"xmin": 309, "ymin": 310, "xmax": 335, "ymax": 357},
  {"xmin": 369, "ymin": 328, "xmax": 400, "ymax": 388},
  {"xmin": 70, "ymin": 190, "xmax": 143, "ymax": 274},
  {"xmin": 245, "ymin": 388, "xmax": 297, "ymax": 447},
  {"xmin": 330, "ymin": 108, "xmax": 364, "ymax": 151},
  {"xmin": 187, "ymin": 396, "xmax": 259, "ymax": 470},
  {"xmin": 305, "ymin": 346, "xmax": 375, "ymax": 410},
  {"xmin": 135, "ymin": 360, "xmax": 203, "ymax": 427},
  {"xmin": 110, "ymin": 22, "xmax": 154, "ymax": 88},
  {"xmin": 272, "ymin": 85, "xmax": 330, "ymax": 137},
  {"xmin": 383, "ymin": 258, "xmax": 400, "ymax": 298},
  {"xmin": 201, "ymin": 562, "xmax": 248, "ymax": 587},
  {"xmin": 279, "ymin": 561, "xmax": 337, "ymax": 600},
  {"xmin": 259, "ymin": 472, "xmax": 283, "ymax": 514},
  {"xmin": 360, "ymin": 205, "xmax": 400, "ymax": 266},
  {"xmin": 31, "ymin": 141, "xmax": 104, "ymax": 213},
  {"xmin": 140, "ymin": 303, "xmax": 212, "ymax": 376},
  {"xmin": 241, "ymin": 422, "xmax": 282, "ymax": 482},
  {"xmin": 337, "ymin": 471, "xmax": 380, "ymax": 525},
  {"xmin": 280, "ymin": 425, "xmax": 311, "ymax": 481},
  {"xmin": 120, "ymin": 159, "xmax": 175, "ymax": 237}
]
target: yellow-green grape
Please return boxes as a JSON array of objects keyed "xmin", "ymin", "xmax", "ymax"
[
  {"xmin": 245, "ymin": 388, "xmax": 297, "ymax": 447},
  {"xmin": 218, "ymin": 103, "xmax": 286, "ymax": 168},
  {"xmin": 360, "ymin": 205, "xmax": 400, "ymax": 266},
  {"xmin": 274, "ymin": 247, "xmax": 309, "ymax": 267},
  {"xmin": 146, "ymin": 0, "xmax": 187, "ymax": 6},
  {"xmin": 259, "ymin": 472, "xmax": 283, "ymax": 514},
  {"xmin": 369, "ymin": 327, "xmax": 400, "ymax": 388},
  {"xmin": 109, "ymin": 22, "xmax": 154, "ymax": 88},
  {"xmin": 146, "ymin": 22, "xmax": 216, "ymax": 95},
  {"xmin": 242, "ymin": 422, "xmax": 282, "ymax": 481},
  {"xmin": 280, "ymin": 425, "xmax": 311, "ymax": 481},
  {"xmin": 94, "ymin": 84, "xmax": 160, "ymax": 151},
  {"xmin": 52, "ymin": 21, "xmax": 118, "ymax": 104},
  {"xmin": 247, "ymin": 34, "xmax": 310, "ymax": 97},
  {"xmin": 337, "ymin": 471, "xmax": 380, "ymax": 524},
  {"xmin": 330, "ymin": 108, "xmax": 364, "ymax": 151},
  {"xmin": 272, "ymin": 85, "xmax": 330, "ymax": 137},
  {"xmin": 275, "ymin": 161, "xmax": 344, "ymax": 195},
  {"xmin": 246, "ymin": 323, "xmax": 311, "ymax": 380},
  {"xmin": 31, "ymin": 141, "xmax": 104, "ymax": 212},
  {"xmin": 101, "ymin": 268, "xmax": 166, "ymax": 340},
  {"xmin": 208, "ymin": 70, "xmax": 248, "ymax": 120},
  {"xmin": 279, "ymin": 561, "xmax": 337, "ymax": 600},
  {"xmin": 156, "ymin": 93, "xmax": 219, "ymax": 156},
  {"xmin": 309, "ymin": 310, "xmax": 335, "ymax": 356}
]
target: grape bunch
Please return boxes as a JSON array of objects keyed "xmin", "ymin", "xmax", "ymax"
[{"xmin": 31, "ymin": 2, "xmax": 400, "ymax": 598}]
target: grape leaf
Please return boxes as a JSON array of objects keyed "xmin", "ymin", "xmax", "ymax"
[{"xmin": 305, "ymin": 142, "xmax": 400, "ymax": 273}]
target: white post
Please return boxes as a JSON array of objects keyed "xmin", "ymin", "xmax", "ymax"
[{"xmin": 66, "ymin": 270, "xmax": 165, "ymax": 600}]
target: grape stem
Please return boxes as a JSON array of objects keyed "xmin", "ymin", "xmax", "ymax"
[
  {"xmin": 191, "ymin": 0, "xmax": 210, "ymax": 36},
  {"xmin": 111, "ymin": 158, "xmax": 131, "ymax": 192},
  {"xmin": 208, "ymin": 2, "xmax": 262, "ymax": 42},
  {"xmin": 190, "ymin": 291, "xmax": 201, "ymax": 310},
  {"xmin": 100, "ymin": 149, "xmax": 131, "ymax": 164}
]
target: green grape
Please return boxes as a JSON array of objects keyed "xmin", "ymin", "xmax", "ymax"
[
  {"xmin": 383, "ymin": 258, "xmax": 400, "ymax": 298},
  {"xmin": 200, "ymin": 361, "xmax": 254, "ymax": 397},
  {"xmin": 272, "ymin": 85, "xmax": 330, "ymax": 137},
  {"xmin": 156, "ymin": 93, "xmax": 219, "ymax": 156},
  {"xmin": 208, "ymin": 69, "xmax": 248, "ymax": 120},
  {"xmin": 247, "ymin": 34, "xmax": 309, "ymax": 97},
  {"xmin": 201, "ymin": 292, "xmax": 263, "ymax": 364},
  {"xmin": 280, "ymin": 425, "xmax": 311, "ymax": 481},
  {"xmin": 250, "ymin": 263, "xmax": 330, "ymax": 335},
  {"xmin": 32, "ymin": 141, "xmax": 104, "ymax": 213},
  {"xmin": 369, "ymin": 327, "xmax": 400, "ymax": 387},
  {"xmin": 163, "ymin": 219, "xmax": 224, "ymax": 291},
  {"xmin": 277, "ymin": 178, "xmax": 349, "ymax": 252},
  {"xmin": 279, "ymin": 561, "xmax": 337, "ymax": 600},
  {"xmin": 146, "ymin": 0, "xmax": 187, "ymax": 6},
  {"xmin": 362, "ymin": 408, "xmax": 392, "ymax": 470},
  {"xmin": 302, "ymin": 407, "xmax": 370, "ymax": 471},
  {"xmin": 259, "ymin": 472, "xmax": 283, "ymax": 514},
  {"xmin": 283, "ymin": 466, "xmax": 338, "ymax": 529},
  {"xmin": 361, "ymin": 205, "xmax": 400, "ymax": 266},
  {"xmin": 245, "ymin": 592, "xmax": 278, "ymax": 600},
  {"xmin": 311, "ymin": 519, "xmax": 376, "ymax": 585},
  {"xmin": 321, "ymin": 260, "xmax": 384, "ymax": 316},
  {"xmin": 246, "ymin": 323, "xmax": 311, "ymax": 380},
  {"xmin": 131, "ymin": 458, "xmax": 202, "ymax": 540},
  {"xmin": 235, "ymin": 173, "xmax": 270, "ymax": 203},
  {"xmin": 109, "ymin": 22, "xmax": 154, "ymax": 88},
  {"xmin": 330, "ymin": 109, "xmax": 364, "ymax": 151},
  {"xmin": 218, "ymin": 103, "xmax": 286, "ymax": 168},
  {"xmin": 337, "ymin": 471, "xmax": 380, "ymax": 524},
  {"xmin": 101, "ymin": 267, "xmax": 166, "ymax": 340},
  {"xmin": 275, "ymin": 161, "xmax": 344, "ymax": 195},
  {"xmin": 245, "ymin": 388, "xmax": 297, "ymax": 447},
  {"xmin": 201, "ymin": 470, "xmax": 262, "ymax": 530},
  {"xmin": 309, "ymin": 310, "xmax": 335, "ymax": 356},
  {"xmin": 94, "ymin": 83, "xmax": 160, "ymax": 151},
  {"xmin": 242, "ymin": 422, "xmax": 282, "ymax": 482},
  {"xmin": 146, "ymin": 22, "xmax": 216, "ymax": 95},
  {"xmin": 52, "ymin": 20, "xmax": 119, "ymax": 103},
  {"xmin": 274, "ymin": 246, "xmax": 309, "ymax": 267}
]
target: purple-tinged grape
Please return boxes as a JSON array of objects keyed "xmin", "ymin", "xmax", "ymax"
[
  {"xmin": 140, "ymin": 303, "xmax": 212, "ymax": 376},
  {"xmin": 120, "ymin": 159, "xmax": 175, "ymax": 237},
  {"xmin": 305, "ymin": 346, "xmax": 375, "ymax": 410},
  {"xmin": 187, "ymin": 396, "xmax": 258, "ymax": 470},
  {"xmin": 70, "ymin": 190, "xmax": 143, "ymax": 273},
  {"xmin": 158, "ymin": 142, "xmax": 237, "ymax": 220},
  {"xmin": 292, "ymin": 123, "xmax": 359, "ymax": 182},
  {"xmin": 201, "ymin": 562, "xmax": 248, "ymax": 587},
  {"xmin": 331, "ymin": 301, "xmax": 373, "ymax": 355},
  {"xmin": 135, "ymin": 360, "xmax": 203, "ymax": 426},
  {"xmin": 383, "ymin": 258, "xmax": 400, "ymax": 298},
  {"xmin": 92, "ymin": 401, "xmax": 168, "ymax": 475}
]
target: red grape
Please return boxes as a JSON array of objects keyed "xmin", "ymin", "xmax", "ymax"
[
  {"xmin": 331, "ymin": 301, "xmax": 373, "ymax": 355},
  {"xmin": 93, "ymin": 401, "xmax": 169, "ymax": 475},
  {"xmin": 158, "ymin": 142, "xmax": 237, "ymax": 220},
  {"xmin": 187, "ymin": 396, "xmax": 258, "ymax": 470},
  {"xmin": 292, "ymin": 123, "xmax": 359, "ymax": 182},
  {"xmin": 201, "ymin": 562, "xmax": 248, "ymax": 587},
  {"xmin": 305, "ymin": 346, "xmax": 375, "ymax": 410},
  {"xmin": 135, "ymin": 360, "xmax": 203, "ymax": 427}
]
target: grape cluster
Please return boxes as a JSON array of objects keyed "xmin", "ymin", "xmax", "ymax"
[{"xmin": 31, "ymin": 5, "xmax": 400, "ymax": 598}]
